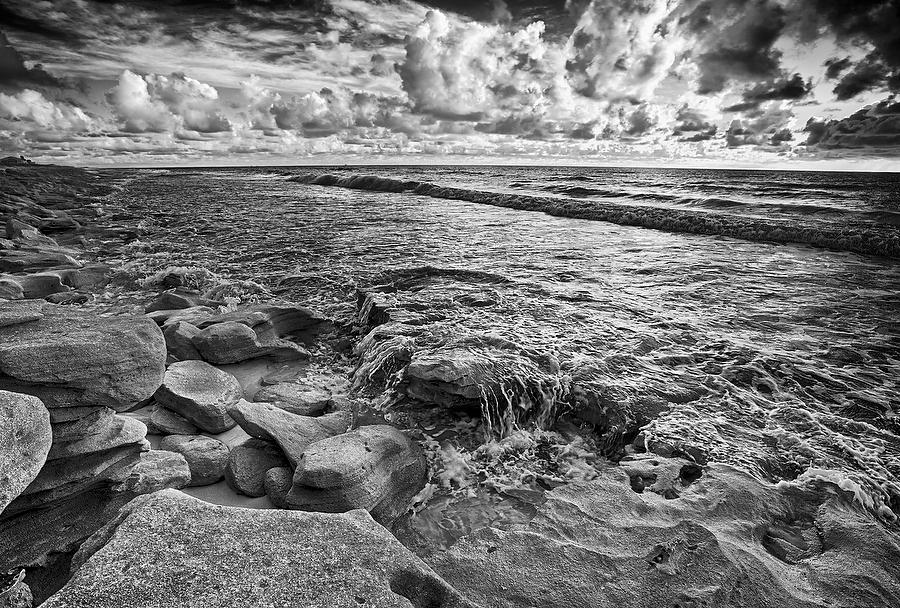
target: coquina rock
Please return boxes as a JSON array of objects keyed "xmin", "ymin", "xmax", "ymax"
[
  {"xmin": 225, "ymin": 438, "xmax": 288, "ymax": 497},
  {"xmin": 154, "ymin": 360, "xmax": 241, "ymax": 433},
  {"xmin": 0, "ymin": 300, "xmax": 166, "ymax": 410},
  {"xmin": 149, "ymin": 405, "xmax": 198, "ymax": 435},
  {"xmin": 193, "ymin": 320, "xmax": 306, "ymax": 364},
  {"xmin": 159, "ymin": 435, "xmax": 229, "ymax": 487},
  {"xmin": 43, "ymin": 489, "xmax": 477, "ymax": 608},
  {"xmin": 253, "ymin": 381, "xmax": 331, "ymax": 416},
  {"xmin": 0, "ymin": 390, "xmax": 52, "ymax": 514},
  {"xmin": 286, "ymin": 425, "xmax": 426, "ymax": 524},
  {"xmin": 431, "ymin": 456, "xmax": 900, "ymax": 608},
  {"xmin": 227, "ymin": 400, "xmax": 350, "ymax": 467}
]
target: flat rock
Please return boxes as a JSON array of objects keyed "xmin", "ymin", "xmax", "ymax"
[
  {"xmin": 0, "ymin": 390, "xmax": 52, "ymax": 513},
  {"xmin": 253, "ymin": 381, "xmax": 331, "ymax": 416},
  {"xmin": 47, "ymin": 415, "xmax": 146, "ymax": 461},
  {"xmin": 287, "ymin": 425, "xmax": 426, "ymax": 524},
  {"xmin": 149, "ymin": 405, "xmax": 198, "ymax": 435},
  {"xmin": 0, "ymin": 250, "xmax": 81, "ymax": 273},
  {"xmin": 154, "ymin": 360, "xmax": 240, "ymax": 433},
  {"xmin": 225, "ymin": 438, "xmax": 288, "ymax": 497},
  {"xmin": 0, "ymin": 300, "xmax": 166, "ymax": 410},
  {"xmin": 194, "ymin": 320, "xmax": 305, "ymax": 364},
  {"xmin": 50, "ymin": 407, "xmax": 116, "ymax": 443},
  {"xmin": 159, "ymin": 435, "xmax": 228, "ymax": 487},
  {"xmin": 145, "ymin": 289, "xmax": 222, "ymax": 314},
  {"xmin": 196, "ymin": 304, "xmax": 326, "ymax": 344},
  {"xmin": 44, "ymin": 489, "xmax": 475, "ymax": 608},
  {"xmin": 1, "ymin": 273, "xmax": 69, "ymax": 298},
  {"xmin": 227, "ymin": 400, "xmax": 350, "ymax": 468},
  {"xmin": 146, "ymin": 306, "xmax": 216, "ymax": 327},
  {"xmin": 264, "ymin": 466, "xmax": 293, "ymax": 508},
  {"xmin": 432, "ymin": 457, "xmax": 900, "ymax": 608}
]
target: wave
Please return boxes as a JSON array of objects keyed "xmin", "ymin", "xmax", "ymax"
[{"xmin": 288, "ymin": 172, "xmax": 900, "ymax": 258}]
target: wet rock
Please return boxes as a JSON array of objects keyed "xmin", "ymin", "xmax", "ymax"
[
  {"xmin": 227, "ymin": 400, "xmax": 350, "ymax": 467},
  {"xmin": 0, "ymin": 300, "xmax": 166, "ymax": 410},
  {"xmin": 154, "ymin": 360, "xmax": 240, "ymax": 434},
  {"xmin": 159, "ymin": 435, "xmax": 229, "ymax": 487},
  {"xmin": 403, "ymin": 349, "xmax": 484, "ymax": 409},
  {"xmin": 149, "ymin": 405, "xmax": 198, "ymax": 435},
  {"xmin": 225, "ymin": 438, "xmax": 288, "ymax": 497},
  {"xmin": 0, "ymin": 278, "xmax": 23, "ymax": 300},
  {"xmin": 264, "ymin": 467, "xmax": 293, "ymax": 509},
  {"xmin": 253, "ymin": 381, "xmax": 331, "ymax": 416},
  {"xmin": 432, "ymin": 457, "xmax": 900, "ymax": 608},
  {"xmin": 0, "ymin": 390, "xmax": 52, "ymax": 513},
  {"xmin": 44, "ymin": 489, "xmax": 475, "ymax": 608},
  {"xmin": 287, "ymin": 425, "xmax": 426, "ymax": 524},
  {"xmin": 193, "ymin": 320, "xmax": 306, "ymax": 364},
  {"xmin": 161, "ymin": 320, "xmax": 202, "ymax": 362}
]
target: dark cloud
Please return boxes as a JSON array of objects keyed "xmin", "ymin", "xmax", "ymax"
[
  {"xmin": 0, "ymin": 32, "xmax": 59, "ymax": 86},
  {"xmin": 824, "ymin": 57, "xmax": 852, "ymax": 80},
  {"xmin": 743, "ymin": 73, "xmax": 811, "ymax": 102},
  {"xmin": 833, "ymin": 53, "xmax": 891, "ymax": 100},
  {"xmin": 804, "ymin": 96, "xmax": 900, "ymax": 152}
]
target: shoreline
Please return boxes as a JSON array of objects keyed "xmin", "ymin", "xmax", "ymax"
[{"xmin": 2, "ymin": 158, "xmax": 899, "ymax": 607}]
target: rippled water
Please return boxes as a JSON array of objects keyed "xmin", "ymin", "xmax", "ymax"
[{"xmin": 101, "ymin": 165, "xmax": 900, "ymax": 541}]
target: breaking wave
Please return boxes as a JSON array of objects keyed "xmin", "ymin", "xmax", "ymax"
[{"xmin": 289, "ymin": 172, "xmax": 900, "ymax": 258}]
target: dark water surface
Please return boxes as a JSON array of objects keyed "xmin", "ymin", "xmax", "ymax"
[{"xmin": 101, "ymin": 165, "xmax": 900, "ymax": 539}]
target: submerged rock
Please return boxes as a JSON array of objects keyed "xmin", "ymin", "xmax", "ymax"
[
  {"xmin": 432, "ymin": 457, "xmax": 900, "ymax": 608},
  {"xmin": 154, "ymin": 360, "xmax": 240, "ymax": 433},
  {"xmin": 158, "ymin": 435, "xmax": 228, "ymax": 487},
  {"xmin": 43, "ymin": 489, "xmax": 476, "ymax": 608},
  {"xmin": 228, "ymin": 400, "xmax": 351, "ymax": 468},
  {"xmin": 0, "ymin": 300, "xmax": 166, "ymax": 410},
  {"xmin": 0, "ymin": 390, "xmax": 51, "ymax": 513},
  {"xmin": 225, "ymin": 438, "xmax": 288, "ymax": 497},
  {"xmin": 287, "ymin": 425, "xmax": 426, "ymax": 524}
]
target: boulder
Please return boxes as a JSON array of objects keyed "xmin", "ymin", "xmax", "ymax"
[
  {"xmin": 153, "ymin": 360, "xmax": 240, "ymax": 433},
  {"xmin": 159, "ymin": 435, "xmax": 229, "ymax": 487},
  {"xmin": 0, "ymin": 390, "xmax": 52, "ymax": 513},
  {"xmin": 0, "ymin": 278, "xmax": 23, "ymax": 300},
  {"xmin": 161, "ymin": 321, "xmax": 202, "ymax": 362},
  {"xmin": 193, "ymin": 321, "xmax": 306, "ymax": 364},
  {"xmin": 44, "ymin": 291, "xmax": 90, "ymax": 305},
  {"xmin": 0, "ymin": 571, "xmax": 31, "ymax": 608},
  {"xmin": 431, "ymin": 458, "xmax": 900, "ymax": 608},
  {"xmin": 49, "ymin": 407, "xmax": 115, "ymax": 443},
  {"xmin": 196, "ymin": 304, "xmax": 326, "ymax": 344},
  {"xmin": 0, "ymin": 300, "xmax": 166, "ymax": 410},
  {"xmin": 47, "ymin": 415, "xmax": 146, "ymax": 461},
  {"xmin": 225, "ymin": 438, "xmax": 289, "ymax": 497},
  {"xmin": 264, "ymin": 467, "xmax": 293, "ymax": 509},
  {"xmin": 145, "ymin": 289, "xmax": 222, "ymax": 314},
  {"xmin": 149, "ymin": 405, "xmax": 198, "ymax": 435},
  {"xmin": 1, "ymin": 273, "xmax": 69, "ymax": 299},
  {"xmin": 287, "ymin": 425, "xmax": 426, "ymax": 524},
  {"xmin": 44, "ymin": 490, "xmax": 475, "ymax": 608},
  {"xmin": 0, "ymin": 251, "xmax": 80, "ymax": 273},
  {"xmin": 253, "ymin": 381, "xmax": 331, "ymax": 416},
  {"xmin": 227, "ymin": 400, "xmax": 350, "ymax": 467},
  {"xmin": 146, "ymin": 306, "xmax": 216, "ymax": 327}
]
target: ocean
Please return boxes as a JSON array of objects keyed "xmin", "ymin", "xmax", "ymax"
[{"xmin": 101, "ymin": 165, "xmax": 900, "ymax": 547}]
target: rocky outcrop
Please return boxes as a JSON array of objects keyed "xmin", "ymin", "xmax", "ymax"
[
  {"xmin": 153, "ymin": 360, "xmax": 241, "ymax": 433},
  {"xmin": 0, "ymin": 300, "xmax": 166, "ymax": 410},
  {"xmin": 225, "ymin": 438, "xmax": 288, "ymax": 497},
  {"xmin": 253, "ymin": 381, "xmax": 331, "ymax": 416},
  {"xmin": 431, "ymin": 456, "xmax": 900, "ymax": 608},
  {"xmin": 158, "ymin": 435, "xmax": 229, "ymax": 487},
  {"xmin": 287, "ymin": 425, "xmax": 426, "ymax": 524},
  {"xmin": 0, "ymin": 390, "xmax": 52, "ymax": 513},
  {"xmin": 227, "ymin": 400, "xmax": 350, "ymax": 467},
  {"xmin": 43, "ymin": 490, "xmax": 476, "ymax": 608}
]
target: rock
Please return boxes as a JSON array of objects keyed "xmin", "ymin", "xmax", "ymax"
[
  {"xmin": 431, "ymin": 457, "xmax": 900, "ymax": 608},
  {"xmin": 159, "ymin": 435, "xmax": 229, "ymax": 487},
  {"xmin": 225, "ymin": 438, "xmax": 288, "ymax": 497},
  {"xmin": 161, "ymin": 320, "xmax": 202, "ymax": 361},
  {"xmin": 49, "ymin": 407, "xmax": 116, "ymax": 443},
  {"xmin": 47, "ymin": 415, "xmax": 145, "ymax": 460},
  {"xmin": 403, "ymin": 348, "xmax": 484, "ymax": 409},
  {"xmin": 193, "ymin": 321, "xmax": 307, "ymax": 364},
  {"xmin": 287, "ymin": 425, "xmax": 426, "ymax": 524},
  {"xmin": 0, "ymin": 278, "xmax": 23, "ymax": 300},
  {"xmin": 0, "ymin": 273, "xmax": 67, "ymax": 299},
  {"xmin": 124, "ymin": 450, "xmax": 191, "ymax": 494},
  {"xmin": 0, "ymin": 251, "xmax": 80, "ymax": 273},
  {"xmin": 145, "ymin": 288, "xmax": 222, "ymax": 313},
  {"xmin": 154, "ymin": 360, "xmax": 240, "ymax": 433},
  {"xmin": 0, "ymin": 571, "xmax": 31, "ymax": 608},
  {"xmin": 149, "ymin": 405, "xmax": 198, "ymax": 435},
  {"xmin": 0, "ymin": 300, "xmax": 166, "ymax": 410},
  {"xmin": 0, "ymin": 390, "xmax": 52, "ymax": 513},
  {"xmin": 264, "ymin": 467, "xmax": 293, "ymax": 508},
  {"xmin": 120, "ymin": 405, "xmax": 156, "ymax": 433},
  {"xmin": 146, "ymin": 306, "xmax": 216, "ymax": 327},
  {"xmin": 196, "ymin": 304, "xmax": 326, "ymax": 344},
  {"xmin": 227, "ymin": 400, "xmax": 351, "ymax": 467},
  {"xmin": 253, "ymin": 381, "xmax": 331, "ymax": 416},
  {"xmin": 44, "ymin": 489, "xmax": 475, "ymax": 608},
  {"xmin": 44, "ymin": 291, "xmax": 90, "ymax": 305}
]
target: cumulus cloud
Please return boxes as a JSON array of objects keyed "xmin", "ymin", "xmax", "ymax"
[
  {"xmin": 805, "ymin": 97, "xmax": 900, "ymax": 152},
  {"xmin": 107, "ymin": 70, "xmax": 232, "ymax": 134},
  {"xmin": 0, "ymin": 89, "xmax": 93, "ymax": 130},
  {"xmin": 725, "ymin": 101, "xmax": 794, "ymax": 147}
]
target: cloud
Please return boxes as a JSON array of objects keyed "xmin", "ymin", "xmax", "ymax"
[
  {"xmin": 725, "ymin": 101, "xmax": 794, "ymax": 147},
  {"xmin": 107, "ymin": 70, "xmax": 232, "ymax": 134},
  {"xmin": 742, "ymin": 73, "xmax": 811, "ymax": 103},
  {"xmin": 804, "ymin": 97, "xmax": 900, "ymax": 152},
  {"xmin": 0, "ymin": 32, "xmax": 58, "ymax": 86},
  {"xmin": 0, "ymin": 89, "xmax": 93, "ymax": 130}
]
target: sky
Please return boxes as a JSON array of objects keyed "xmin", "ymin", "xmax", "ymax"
[{"xmin": 1, "ymin": 0, "xmax": 900, "ymax": 169}]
